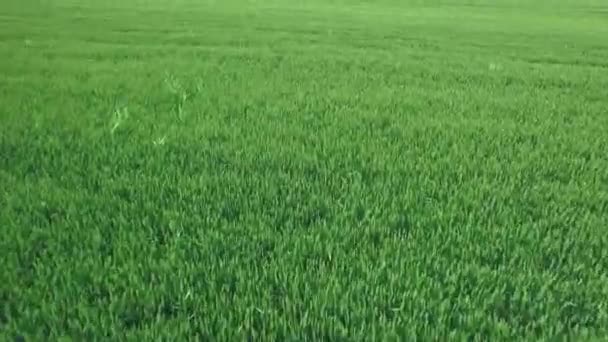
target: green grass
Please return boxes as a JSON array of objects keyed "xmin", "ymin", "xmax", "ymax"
[{"xmin": 1, "ymin": 0, "xmax": 608, "ymax": 339}]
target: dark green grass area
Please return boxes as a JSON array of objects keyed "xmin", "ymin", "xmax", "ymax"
[{"xmin": 1, "ymin": 0, "xmax": 608, "ymax": 339}]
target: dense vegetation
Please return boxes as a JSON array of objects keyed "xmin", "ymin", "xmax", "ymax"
[{"xmin": 1, "ymin": 0, "xmax": 607, "ymax": 339}]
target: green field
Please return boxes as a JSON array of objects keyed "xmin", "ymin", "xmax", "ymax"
[{"xmin": 1, "ymin": 0, "xmax": 608, "ymax": 339}]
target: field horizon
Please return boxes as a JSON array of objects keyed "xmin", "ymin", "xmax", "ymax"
[{"xmin": 1, "ymin": 0, "xmax": 607, "ymax": 340}]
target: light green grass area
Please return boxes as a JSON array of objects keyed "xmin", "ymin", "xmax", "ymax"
[{"xmin": 1, "ymin": 0, "xmax": 607, "ymax": 339}]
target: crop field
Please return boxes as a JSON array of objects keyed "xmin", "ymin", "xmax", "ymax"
[{"xmin": 1, "ymin": 0, "xmax": 608, "ymax": 339}]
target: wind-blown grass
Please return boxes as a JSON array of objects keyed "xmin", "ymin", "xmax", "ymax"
[{"xmin": 1, "ymin": 0, "xmax": 607, "ymax": 339}]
